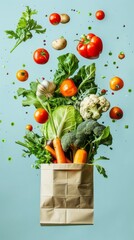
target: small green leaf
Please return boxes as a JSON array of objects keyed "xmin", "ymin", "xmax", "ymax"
[{"xmin": 96, "ymin": 164, "xmax": 108, "ymax": 178}]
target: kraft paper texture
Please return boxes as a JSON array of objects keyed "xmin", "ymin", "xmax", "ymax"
[{"xmin": 40, "ymin": 163, "xmax": 94, "ymax": 225}]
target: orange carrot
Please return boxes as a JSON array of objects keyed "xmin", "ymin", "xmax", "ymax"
[
  {"xmin": 45, "ymin": 144, "xmax": 72, "ymax": 163},
  {"xmin": 45, "ymin": 145, "xmax": 56, "ymax": 158},
  {"xmin": 53, "ymin": 137, "xmax": 67, "ymax": 163},
  {"xmin": 73, "ymin": 149, "xmax": 87, "ymax": 164}
]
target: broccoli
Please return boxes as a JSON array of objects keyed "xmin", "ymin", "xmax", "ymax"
[{"xmin": 61, "ymin": 119, "xmax": 112, "ymax": 161}]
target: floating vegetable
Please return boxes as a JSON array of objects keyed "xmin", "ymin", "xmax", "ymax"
[
  {"xmin": 33, "ymin": 48, "xmax": 49, "ymax": 64},
  {"xmin": 95, "ymin": 10, "xmax": 105, "ymax": 20},
  {"xmin": 60, "ymin": 14, "xmax": 70, "ymax": 24},
  {"xmin": 26, "ymin": 124, "xmax": 33, "ymax": 131},
  {"xmin": 34, "ymin": 108, "xmax": 49, "ymax": 124},
  {"xmin": 52, "ymin": 37, "xmax": 67, "ymax": 50},
  {"xmin": 77, "ymin": 33, "xmax": 103, "ymax": 59},
  {"xmin": 49, "ymin": 13, "xmax": 61, "ymax": 25},
  {"xmin": 118, "ymin": 52, "xmax": 125, "ymax": 59},
  {"xmin": 109, "ymin": 76, "xmax": 124, "ymax": 91},
  {"xmin": 16, "ymin": 69, "xmax": 29, "ymax": 82},
  {"xmin": 109, "ymin": 106, "xmax": 123, "ymax": 120}
]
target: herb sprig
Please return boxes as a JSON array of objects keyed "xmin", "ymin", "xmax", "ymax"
[
  {"xmin": 5, "ymin": 6, "xmax": 46, "ymax": 53},
  {"xmin": 16, "ymin": 131, "xmax": 52, "ymax": 169}
]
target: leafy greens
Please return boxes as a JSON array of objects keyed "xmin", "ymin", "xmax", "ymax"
[
  {"xmin": 5, "ymin": 6, "xmax": 46, "ymax": 52},
  {"xmin": 42, "ymin": 105, "xmax": 82, "ymax": 140}
]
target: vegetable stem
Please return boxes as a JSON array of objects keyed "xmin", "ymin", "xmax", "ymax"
[{"xmin": 10, "ymin": 39, "xmax": 24, "ymax": 53}]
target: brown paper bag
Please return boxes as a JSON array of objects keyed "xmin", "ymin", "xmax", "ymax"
[{"xmin": 40, "ymin": 163, "xmax": 94, "ymax": 225}]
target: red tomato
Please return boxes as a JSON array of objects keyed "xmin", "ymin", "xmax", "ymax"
[
  {"xmin": 34, "ymin": 108, "xmax": 49, "ymax": 124},
  {"xmin": 77, "ymin": 33, "xmax": 103, "ymax": 59},
  {"xmin": 109, "ymin": 107, "xmax": 123, "ymax": 120},
  {"xmin": 33, "ymin": 48, "xmax": 49, "ymax": 64},
  {"xmin": 60, "ymin": 79, "xmax": 78, "ymax": 97},
  {"xmin": 16, "ymin": 69, "xmax": 29, "ymax": 82},
  {"xmin": 49, "ymin": 13, "xmax": 61, "ymax": 25},
  {"xmin": 95, "ymin": 10, "xmax": 105, "ymax": 20},
  {"xmin": 26, "ymin": 124, "xmax": 33, "ymax": 131}
]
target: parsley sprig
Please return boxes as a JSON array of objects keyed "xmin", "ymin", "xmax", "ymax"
[
  {"xmin": 5, "ymin": 6, "xmax": 46, "ymax": 53},
  {"xmin": 16, "ymin": 131, "xmax": 52, "ymax": 169}
]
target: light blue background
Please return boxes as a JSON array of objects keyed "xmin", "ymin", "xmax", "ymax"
[{"xmin": 0, "ymin": 0, "xmax": 134, "ymax": 240}]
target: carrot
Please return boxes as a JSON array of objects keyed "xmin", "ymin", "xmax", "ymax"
[
  {"xmin": 53, "ymin": 137, "xmax": 67, "ymax": 163},
  {"xmin": 45, "ymin": 144, "xmax": 72, "ymax": 163},
  {"xmin": 45, "ymin": 145, "xmax": 56, "ymax": 158},
  {"xmin": 73, "ymin": 149, "xmax": 87, "ymax": 164}
]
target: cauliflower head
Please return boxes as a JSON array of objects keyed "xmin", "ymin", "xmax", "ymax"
[{"xmin": 80, "ymin": 94, "xmax": 110, "ymax": 120}]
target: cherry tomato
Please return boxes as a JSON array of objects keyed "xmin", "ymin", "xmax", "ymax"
[
  {"xmin": 101, "ymin": 89, "xmax": 107, "ymax": 95},
  {"xmin": 77, "ymin": 33, "xmax": 103, "ymax": 59},
  {"xmin": 16, "ymin": 69, "xmax": 29, "ymax": 82},
  {"xmin": 60, "ymin": 79, "xmax": 78, "ymax": 97},
  {"xmin": 33, "ymin": 48, "xmax": 49, "ymax": 64},
  {"xmin": 109, "ymin": 107, "xmax": 123, "ymax": 120},
  {"xmin": 95, "ymin": 10, "xmax": 105, "ymax": 20},
  {"xmin": 118, "ymin": 52, "xmax": 125, "ymax": 59},
  {"xmin": 34, "ymin": 108, "xmax": 49, "ymax": 124},
  {"xmin": 110, "ymin": 76, "xmax": 124, "ymax": 91},
  {"xmin": 26, "ymin": 124, "xmax": 33, "ymax": 131},
  {"xmin": 49, "ymin": 13, "xmax": 61, "ymax": 25}
]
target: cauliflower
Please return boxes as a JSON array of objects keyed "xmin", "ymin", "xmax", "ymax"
[{"xmin": 80, "ymin": 94, "xmax": 110, "ymax": 120}]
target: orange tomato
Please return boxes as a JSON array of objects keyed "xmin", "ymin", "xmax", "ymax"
[
  {"xmin": 60, "ymin": 79, "xmax": 78, "ymax": 97},
  {"xmin": 109, "ymin": 76, "xmax": 124, "ymax": 91},
  {"xmin": 109, "ymin": 107, "xmax": 123, "ymax": 120},
  {"xmin": 118, "ymin": 52, "xmax": 125, "ymax": 59},
  {"xmin": 16, "ymin": 69, "xmax": 29, "ymax": 82},
  {"xmin": 26, "ymin": 124, "xmax": 33, "ymax": 131}
]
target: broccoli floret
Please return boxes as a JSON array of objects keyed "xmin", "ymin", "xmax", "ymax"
[
  {"xmin": 61, "ymin": 119, "xmax": 112, "ymax": 154},
  {"xmin": 61, "ymin": 130, "xmax": 76, "ymax": 152},
  {"xmin": 93, "ymin": 125, "xmax": 105, "ymax": 137},
  {"xmin": 76, "ymin": 119, "xmax": 98, "ymax": 138}
]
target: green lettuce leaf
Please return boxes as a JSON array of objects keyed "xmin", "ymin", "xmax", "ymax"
[
  {"xmin": 42, "ymin": 105, "xmax": 82, "ymax": 140},
  {"xmin": 17, "ymin": 82, "xmax": 41, "ymax": 108},
  {"xmin": 73, "ymin": 63, "xmax": 97, "ymax": 94}
]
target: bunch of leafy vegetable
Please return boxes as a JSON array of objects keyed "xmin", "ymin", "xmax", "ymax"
[
  {"xmin": 16, "ymin": 52, "xmax": 112, "ymax": 177},
  {"xmin": 16, "ymin": 131, "xmax": 52, "ymax": 169},
  {"xmin": 5, "ymin": 6, "xmax": 46, "ymax": 53},
  {"xmin": 17, "ymin": 53, "xmax": 97, "ymax": 110}
]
